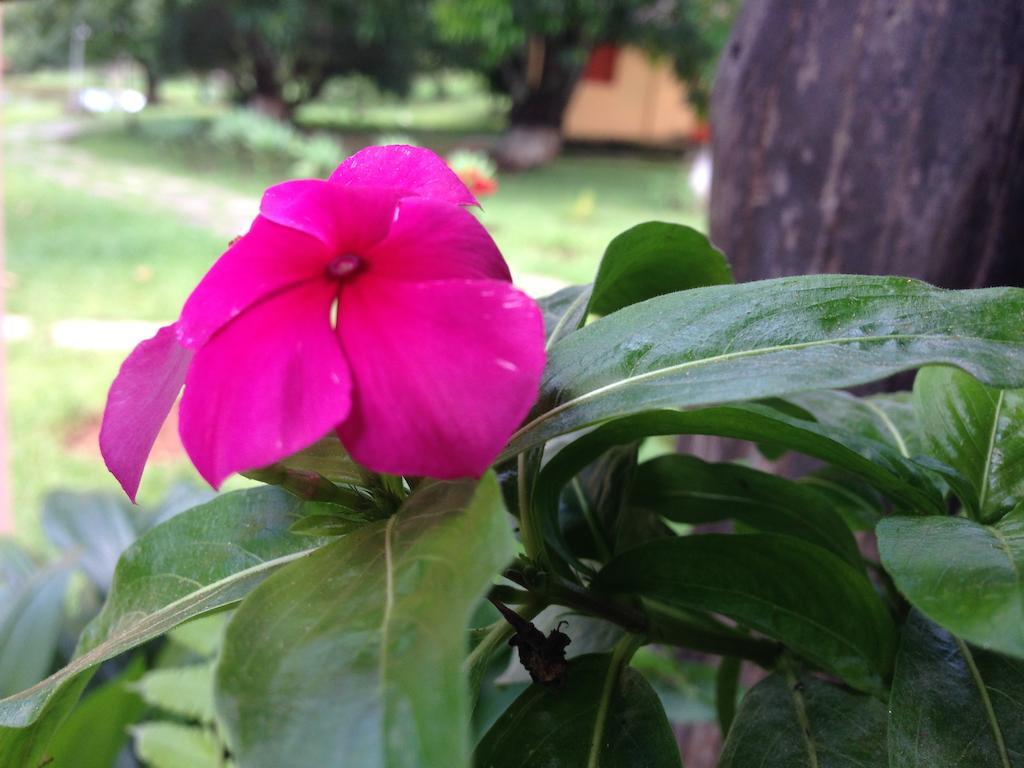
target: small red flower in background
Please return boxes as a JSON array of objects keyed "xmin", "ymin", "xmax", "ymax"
[
  {"xmin": 100, "ymin": 145, "xmax": 544, "ymax": 501},
  {"xmin": 448, "ymin": 149, "xmax": 499, "ymax": 198}
]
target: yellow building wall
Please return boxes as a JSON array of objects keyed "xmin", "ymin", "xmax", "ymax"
[{"xmin": 562, "ymin": 46, "xmax": 700, "ymax": 145}]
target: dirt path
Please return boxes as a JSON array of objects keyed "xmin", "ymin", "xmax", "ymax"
[{"xmin": 9, "ymin": 136, "xmax": 257, "ymax": 238}]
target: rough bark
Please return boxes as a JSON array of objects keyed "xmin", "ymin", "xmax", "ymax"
[{"xmin": 710, "ymin": 0, "xmax": 1024, "ymax": 288}]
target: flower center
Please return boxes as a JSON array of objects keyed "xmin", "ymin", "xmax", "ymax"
[{"xmin": 326, "ymin": 253, "xmax": 364, "ymax": 280}]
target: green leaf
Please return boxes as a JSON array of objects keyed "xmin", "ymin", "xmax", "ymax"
[
  {"xmin": 587, "ymin": 222, "xmax": 732, "ymax": 316},
  {"xmin": 787, "ymin": 389, "xmax": 924, "ymax": 458},
  {"xmin": 560, "ymin": 442, "xmax": 643, "ymax": 562},
  {"xmin": 132, "ymin": 722, "xmax": 224, "ymax": 768},
  {"xmin": 630, "ymin": 647, "xmax": 722, "ymax": 725},
  {"xmin": 715, "ymin": 656, "xmax": 742, "ymax": 736},
  {"xmin": 878, "ymin": 510, "xmax": 1024, "ymax": 658},
  {"xmin": 474, "ymin": 653, "xmax": 682, "ymax": 768},
  {"xmin": 214, "ymin": 474, "xmax": 515, "ymax": 768},
  {"xmin": 0, "ymin": 561, "xmax": 70, "ymax": 698},
  {"xmin": 888, "ymin": 612, "xmax": 1024, "ymax": 768},
  {"xmin": 628, "ymin": 454, "xmax": 862, "ymax": 567},
  {"xmin": 719, "ymin": 672, "xmax": 887, "ymax": 767},
  {"xmin": 243, "ymin": 433, "xmax": 367, "ymax": 503},
  {"xmin": 45, "ymin": 656, "xmax": 146, "ymax": 768},
  {"xmin": 508, "ymin": 276, "xmax": 1024, "ymax": 455},
  {"xmin": 914, "ymin": 366, "xmax": 1024, "ymax": 522},
  {"xmin": 798, "ymin": 467, "xmax": 886, "ymax": 531},
  {"xmin": 538, "ymin": 284, "xmax": 591, "ymax": 344},
  {"xmin": 167, "ymin": 613, "xmax": 228, "ymax": 658},
  {"xmin": 529, "ymin": 403, "xmax": 942, "ymax": 574},
  {"xmin": 0, "ymin": 539, "xmax": 37, "ymax": 586},
  {"xmin": 0, "ymin": 487, "xmax": 328, "ymax": 766},
  {"xmin": 594, "ymin": 534, "xmax": 896, "ymax": 693},
  {"xmin": 133, "ymin": 664, "xmax": 216, "ymax": 723},
  {"xmin": 42, "ymin": 490, "xmax": 143, "ymax": 592},
  {"xmin": 287, "ymin": 512, "xmax": 365, "ymax": 537}
]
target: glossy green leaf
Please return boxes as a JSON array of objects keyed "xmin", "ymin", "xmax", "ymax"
[
  {"xmin": 889, "ymin": 612, "xmax": 1024, "ymax": 767},
  {"xmin": 560, "ymin": 442, "xmax": 643, "ymax": 562},
  {"xmin": 529, "ymin": 403, "xmax": 942, "ymax": 574},
  {"xmin": 914, "ymin": 366, "xmax": 1024, "ymax": 522},
  {"xmin": 629, "ymin": 454, "xmax": 862, "ymax": 567},
  {"xmin": 588, "ymin": 221, "xmax": 732, "ymax": 316},
  {"xmin": 474, "ymin": 653, "xmax": 682, "ymax": 768},
  {"xmin": 878, "ymin": 510, "xmax": 1024, "ymax": 658},
  {"xmin": 719, "ymin": 672, "xmax": 887, "ymax": 767},
  {"xmin": 594, "ymin": 534, "xmax": 896, "ymax": 693},
  {"xmin": 132, "ymin": 722, "xmax": 224, "ymax": 768},
  {"xmin": 215, "ymin": 474, "xmax": 515, "ymax": 768},
  {"xmin": 45, "ymin": 656, "xmax": 146, "ymax": 768},
  {"xmin": 134, "ymin": 664, "xmax": 216, "ymax": 723},
  {"xmin": 508, "ymin": 276, "xmax": 1024, "ymax": 455},
  {"xmin": 0, "ymin": 487, "xmax": 329, "ymax": 766},
  {"xmin": 0, "ymin": 562, "xmax": 70, "ymax": 698},
  {"xmin": 787, "ymin": 389, "xmax": 924, "ymax": 458}
]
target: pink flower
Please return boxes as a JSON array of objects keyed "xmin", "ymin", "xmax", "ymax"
[{"xmin": 100, "ymin": 145, "xmax": 545, "ymax": 501}]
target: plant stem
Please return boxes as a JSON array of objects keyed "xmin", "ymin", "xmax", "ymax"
[
  {"xmin": 517, "ymin": 453, "xmax": 539, "ymax": 559},
  {"xmin": 539, "ymin": 575, "xmax": 650, "ymax": 635},
  {"xmin": 587, "ymin": 635, "xmax": 642, "ymax": 768},
  {"xmin": 643, "ymin": 600, "xmax": 781, "ymax": 668},
  {"xmin": 509, "ymin": 570, "xmax": 782, "ymax": 668}
]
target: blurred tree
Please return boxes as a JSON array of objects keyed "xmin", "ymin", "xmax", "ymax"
[
  {"xmin": 169, "ymin": 0, "xmax": 439, "ymax": 117},
  {"xmin": 6, "ymin": 0, "xmax": 174, "ymax": 103},
  {"xmin": 7, "ymin": 0, "xmax": 439, "ymax": 115},
  {"xmin": 710, "ymin": 0, "xmax": 1024, "ymax": 288},
  {"xmin": 434, "ymin": 0, "xmax": 739, "ymax": 167}
]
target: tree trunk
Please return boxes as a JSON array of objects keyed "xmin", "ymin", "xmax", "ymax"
[
  {"xmin": 710, "ymin": 0, "xmax": 1024, "ymax": 288},
  {"xmin": 506, "ymin": 36, "xmax": 583, "ymax": 128},
  {"xmin": 494, "ymin": 34, "xmax": 586, "ymax": 169},
  {"xmin": 244, "ymin": 32, "xmax": 290, "ymax": 120},
  {"xmin": 142, "ymin": 61, "xmax": 161, "ymax": 105}
]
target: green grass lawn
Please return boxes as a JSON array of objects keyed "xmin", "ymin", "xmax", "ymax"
[
  {"xmin": 73, "ymin": 120, "xmax": 703, "ymax": 285},
  {"xmin": 4, "ymin": 71, "xmax": 706, "ymax": 544},
  {"xmin": 5, "ymin": 166, "xmax": 227, "ymax": 544},
  {"xmin": 6, "ymin": 167, "xmax": 226, "ymax": 324}
]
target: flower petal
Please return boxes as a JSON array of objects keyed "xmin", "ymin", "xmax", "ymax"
[
  {"xmin": 364, "ymin": 197, "xmax": 511, "ymax": 282},
  {"xmin": 100, "ymin": 323, "xmax": 193, "ymax": 502},
  {"xmin": 329, "ymin": 145, "xmax": 478, "ymax": 207},
  {"xmin": 259, "ymin": 179, "xmax": 397, "ymax": 253},
  {"xmin": 337, "ymin": 278, "xmax": 545, "ymax": 478},
  {"xmin": 177, "ymin": 217, "xmax": 330, "ymax": 349},
  {"xmin": 179, "ymin": 280, "xmax": 351, "ymax": 488}
]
